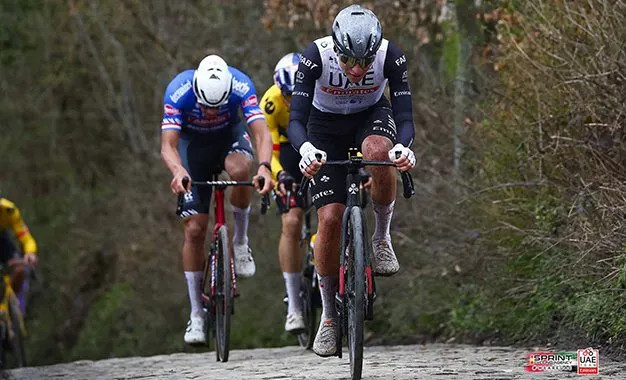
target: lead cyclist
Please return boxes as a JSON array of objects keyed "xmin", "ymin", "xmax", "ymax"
[{"xmin": 286, "ymin": 5, "xmax": 417, "ymax": 357}]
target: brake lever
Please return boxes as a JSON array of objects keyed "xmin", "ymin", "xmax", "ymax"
[
  {"xmin": 176, "ymin": 176, "xmax": 190, "ymax": 216},
  {"xmin": 258, "ymin": 176, "xmax": 270, "ymax": 215},
  {"xmin": 394, "ymin": 151, "xmax": 415, "ymax": 199}
]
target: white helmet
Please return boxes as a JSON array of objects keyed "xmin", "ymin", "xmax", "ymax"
[{"xmin": 193, "ymin": 55, "xmax": 233, "ymax": 107}]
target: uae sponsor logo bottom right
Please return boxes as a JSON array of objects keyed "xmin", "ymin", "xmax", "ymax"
[{"xmin": 524, "ymin": 347, "xmax": 599, "ymax": 375}]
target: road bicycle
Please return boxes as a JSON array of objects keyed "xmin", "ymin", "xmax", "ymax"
[
  {"xmin": 276, "ymin": 168, "xmax": 372, "ymax": 349},
  {"xmin": 176, "ymin": 175, "xmax": 269, "ymax": 362},
  {"xmin": 0, "ymin": 262, "xmax": 27, "ymax": 369},
  {"xmin": 301, "ymin": 148, "xmax": 414, "ymax": 380}
]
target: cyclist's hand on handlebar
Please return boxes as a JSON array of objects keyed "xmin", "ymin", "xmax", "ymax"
[
  {"xmin": 254, "ymin": 165, "xmax": 273, "ymax": 195},
  {"xmin": 171, "ymin": 169, "xmax": 191, "ymax": 194},
  {"xmin": 299, "ymin": 142, "xmax": 327, "ymax": 178},
  {"xmin": 24, "ymin": 253, "xmax": 38, "ymax": 267},
  {"xmin": 388, "ymin": 143, "xmax": 416, "ymax": 172},
  {"xmin": 277, "ymin": 170, "xmax": 296, "ymax": 197}
]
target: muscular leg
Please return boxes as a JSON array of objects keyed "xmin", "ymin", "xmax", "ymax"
[
  {"xmin": 361, "ymin": 134, "xmax": 400, "ymax": 275},
  {"xmin": 182, "ymin": 214, "xmax": 209, "ymax": 321},
  {"xmin": 314, "ymin": 204, "xmax": 344, "ymax": 276},
  {"xmin": 224, "ymin": 152, "xmax": 253, "ymax": 209},
  {"xmin": 224, "ymin": 151, "xmax": 257, "ymax": 277},
  {"xmin": 182, "ymin": 214, "xmax": 209, "ymax": 271},
  {"xmin": 312, "ymin": 203, "xmax": 344, "ymax": 355},
  {"xmin": 362, "ymin": 135, "xmax": 395, "ymax": 205},
  {"xmin": 281, "ymin": 207, "xmax": 304, "ymax": 317},
  {"xmin": 279, "ymin": 208, "xmax": 304, "ymax": 272},
  {"xmin": 314, "ymin": 203, "xmax": 344, "ymax": 322},
  {"xmin": 224, "ymin": 152, "xmax": 253, "ymax": 245}
]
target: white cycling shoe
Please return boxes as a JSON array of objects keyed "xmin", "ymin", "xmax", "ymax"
[
  {"xmin": 285, "ymin": 312, "xmax": 305, "ymax": 333},
  {"xmin": 234, "ymin": 243, "xmax": 256, "ymax": 278},
  {"xmin": 313, "ymin": 318, "xmax": 337, "ymax": 357},
  {"xmin": 372, "ymin": 238, "xmax": 400, "ymax": 276},
  {"xmin": 184, "ymin": 313, "xmax": 206, "ymax": 345}
]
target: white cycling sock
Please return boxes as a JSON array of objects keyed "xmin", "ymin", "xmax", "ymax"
[
  {"xmin": 372, "ymin": 200, "xmax": 395, "ymax": 242},
  {"xmin": 185, "ymin": 271, "xmax": 204, "ymax": 317},
  {"xmin": 318, "ymin": 274, "xmax": 338, "ymax": 320},
  {"xmin": 232, "ymin": 205, "xmax": 250, "ymax": 246},
  {"xmin": 283, "ymin": 272, "xmax": 303, "ymax": 315}
]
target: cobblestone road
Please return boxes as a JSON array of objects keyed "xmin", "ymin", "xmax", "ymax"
[{"xmin": 3, "ymin": 344, "xmax": 623, "ymax": 379}]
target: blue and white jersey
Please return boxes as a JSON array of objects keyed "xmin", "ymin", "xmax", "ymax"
[{"xmin": 161, "ymin": 67, "xmax": 265, "ymax": 134}]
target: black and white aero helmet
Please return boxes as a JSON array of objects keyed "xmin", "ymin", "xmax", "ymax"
[
  {"xmin": 331, "ymin": 5, "xmax": 383, "ymax": 60},
  {"xmin": 193, "ymin": 55, "xmax": 233, "ymax": 107}
]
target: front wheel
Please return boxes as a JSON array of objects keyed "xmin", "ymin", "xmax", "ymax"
[
  {"xmin": 215, "ymin": 225, "xmax": 232, "ymax": 362},
  {"xmin": 297, "ymin": 255, "xmax": 317, "ymax": 349},
  {"xmin": 7, "ymin": 295, "xmax": 26, "ymax": 368},
  {"xmin": 346, "ymin": 207, "xmax": 365, "ymax": 380}
]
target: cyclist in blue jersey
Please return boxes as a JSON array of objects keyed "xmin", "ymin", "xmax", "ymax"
[{"xmin": 161, "ymin": 55, "xmax": 273, "ymax": 345}]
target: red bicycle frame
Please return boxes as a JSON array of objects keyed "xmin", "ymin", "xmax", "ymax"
[{"xmin": 211, "ymin": 187, "xmax": 238, "ymax": 298}]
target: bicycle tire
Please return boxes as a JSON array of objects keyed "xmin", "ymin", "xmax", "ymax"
[
  {"xmin": 297, "ymin": 255, "xmax": 317, "ymax": 349},
  {"xmin": 346, "ymin": 206, "xmax": 364, "ymax": 380},
  {"xmin": 201, "ymin": 247, "xmax": 214, "ymax": 348},
  {"xmin": 215, "ymin": 225, "xmax": 232, "ymax": 362},
  {"xmin": 7, "ymin": 295, "xmax": 26, "ymax": 368}
]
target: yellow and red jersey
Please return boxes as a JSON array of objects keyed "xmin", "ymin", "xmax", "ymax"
[
  {"xmin": 0, "ymin": 198, "xmax": 37, "ymax": 255},
  {"xmin": 260, "ymin": 84, "xmax": 292, "ymax": 180}
]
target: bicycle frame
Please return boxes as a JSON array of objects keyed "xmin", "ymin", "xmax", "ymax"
[
  {"xmin": 337, "ymin": 160, "xmax": 374, "ymax": 321},
  {"xmin": 210, "ymin": 183, "xmax": 238, "ymax": 298},
  {"xmin": 0, "ymin": 266, "xmax": 26, "ymax": 369}
]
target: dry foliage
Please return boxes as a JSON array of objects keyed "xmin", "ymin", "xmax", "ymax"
[{"xmin": 475, "ymin": 0, "xmax": 625, "ymax": 280}]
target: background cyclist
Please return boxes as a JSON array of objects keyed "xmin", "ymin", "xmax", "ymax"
[
  {"xmin": 160, "ymin": 54, "xmax": 273, "ymax": 345},
  {"xmin": 0, "ymin": 196, "xmax": 38, "ymax": 314},
  {"xmin": 260, "ymin": 52, "xmax": 307, "ymax": 334},
  {"xmin": 287, "ymin": 5, "xmax": 417, "ymax": 356}
]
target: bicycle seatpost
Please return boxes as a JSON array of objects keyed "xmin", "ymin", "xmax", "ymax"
[{"xmin": 176, "ymin": 177, "xmax": 190, "ymax": 216}]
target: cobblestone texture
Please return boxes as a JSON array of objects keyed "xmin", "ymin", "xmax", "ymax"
[{"xmin": 3, "ymin": 344, "xmax": 623, "ymax": 379}]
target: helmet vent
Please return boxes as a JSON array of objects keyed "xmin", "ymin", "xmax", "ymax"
[{"xmin": 346, "ymin": 33, "xmax": 354, "ymax": 50}]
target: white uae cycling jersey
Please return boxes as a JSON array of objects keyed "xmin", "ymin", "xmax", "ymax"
[{"xmin": 312, "ymin": 36, "xmax": 389, "ymax": 115}]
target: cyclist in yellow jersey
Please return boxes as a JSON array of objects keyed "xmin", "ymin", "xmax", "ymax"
[
  {"xmin": 0, "ymin": 197, "xmax": 38, "ymax": 313},
  {"xmin": 260, "ymin": 52, "xmax": 308, "ymax": 333}
]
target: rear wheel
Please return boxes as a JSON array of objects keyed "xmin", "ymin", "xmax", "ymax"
[
  {"xmin": 346, "ymin": 207, "xmax": 364, "ymax": 380},
  {"xmin": 215, "ymin": 225, "xmax": 232, "ymax": 362}
]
